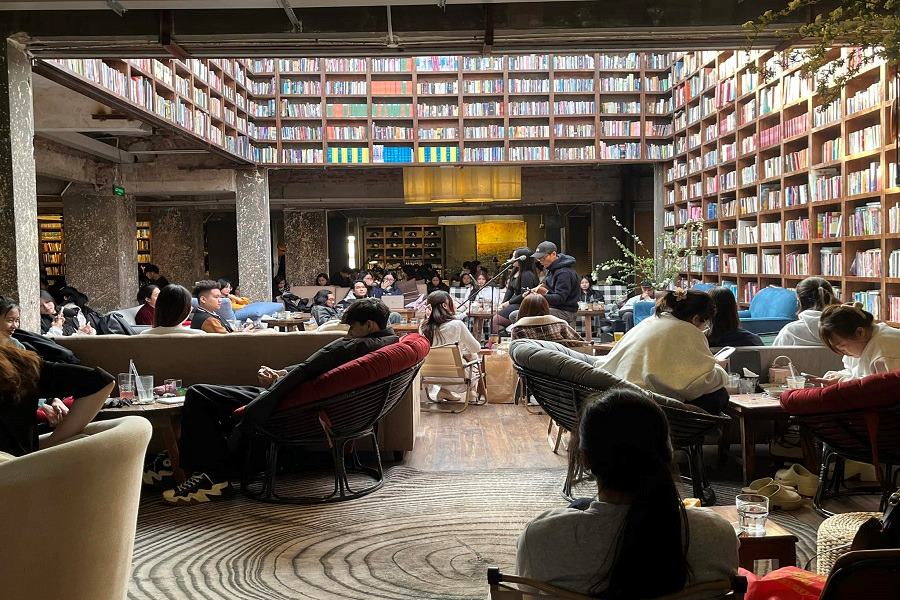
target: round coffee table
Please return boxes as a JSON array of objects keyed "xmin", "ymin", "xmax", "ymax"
[{"xmin": 99, "ymin": 401, "xmax": 186, "ymax": 483}]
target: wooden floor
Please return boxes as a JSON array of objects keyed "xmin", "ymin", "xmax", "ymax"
[{"xmin": 405, "ymin": 402, "xmax": 881, "ymax": 532}]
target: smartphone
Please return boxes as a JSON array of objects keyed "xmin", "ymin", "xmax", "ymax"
[{"xmin": 713, "ymin": 346, "xmax": 736, "ymax": 361}]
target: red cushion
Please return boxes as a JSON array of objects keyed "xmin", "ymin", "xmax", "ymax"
[
  {"xmin": 780, "ymin": 370, "xmax": 900, "ymax": 415},
  {"xmin": 234, "ymin": 334, "xmax": 430, "ymax": 416}
]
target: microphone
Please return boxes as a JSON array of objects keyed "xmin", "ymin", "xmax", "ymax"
[{"xmin": 502, "ymin": 255, "xmax": 527, "ymax": 266}]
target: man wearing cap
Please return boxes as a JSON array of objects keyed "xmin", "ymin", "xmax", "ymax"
[
  {"xmin": 528, "ymin": 241, "xmax": 580, "ymax": 325},
  {"xmin": 618, "ymin": 280, "xmax": 656, "ymax": 330}
]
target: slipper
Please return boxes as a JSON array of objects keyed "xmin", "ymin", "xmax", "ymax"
[
  {"xmin": 776, "ymin": 464, "xmax": 819, "ymax": 497},
  {"xmin": 756, "ymin": 482, "xmax": 804, "ymax": 510},
  {"xmin": 741, "ymin": 477, "xmax": 776, "ymax": 494}
]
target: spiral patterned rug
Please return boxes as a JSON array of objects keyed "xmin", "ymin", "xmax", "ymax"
[{"xmin": 129, "ymin": 466, "xmax": 817, "ymax": 600}]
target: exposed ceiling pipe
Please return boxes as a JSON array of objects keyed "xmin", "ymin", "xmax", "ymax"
[
  {"xmin": 386, "ymin": 5, "xmax": 398, "ymax": 48},
  {"xmin": 276, "ymin": 0, "xmax": 303, "ymax": 33},
  {"xmin": 105, "ymin": 0, "xmax": 125, "ymax": 16}
]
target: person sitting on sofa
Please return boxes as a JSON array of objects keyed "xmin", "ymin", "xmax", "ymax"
[
  {"xmin": 508, "ymin": 294, "xmax": 587, "ymax": 349},
  {"xmin": 577, "ymin": 275, "xmax": 602, "ymax": 305},
  {"xmin": 516, "ymin": 388, "xmax": 737, "ymax": 597},
  {"xmin": 341, "ymin": 279, "xmax": 371, "ymax": 306},
  {"xmin": 0, "ymin": 297, "xmax": 26, "ymax": 350},
  {"xmin": 0, "ymin": 343, "xmax": 115, "ymax": 456},
  {"xmin": 372, "ymin": 272, "xmax": 401, "ymax": 298},
  {"xmin": 427, "ymin": 273, "xmax": 450, "ymax": 294},
  {"xmin": 773, "ymin": 276, "xmax": 839, "ymax": 346},
  {"xmin": 161, "ymin": 299, "xmax": 399, "ymax": 505},
  {"xmin": 191, "ymin": 280, "xmax": 235, "ymax": 334},
  {"xmin": 707, "ymin": 287, "xmax": 763, "ymax": 348},
  {"xmin": 314, "ymin": 273, "xmax": 329, "ymax": 286},
  {"xmin": 217, "ymin": 278, "xmax": 249, "ymax": 311},
  {"xmin": 39, "ymin": 291, "xmax": 87, "ymax": 337},
  {"xmin": 141, "ymin": 285, "xmax": 206, "ymax": 335},
  {"xmin": 134, "ymin": 284, "xmax": 159, "ymax": 326},
  {"xmin": 597, "ymin": 289, "xmax": 730, "ymax": 414},
  {"xmin": 311, "ymin": 289, "xmax": 339, "ymax": 326},
  {"xmin": 815, "ymin": 303, "xmax": 900, "ymax": 383},
  {"xmin": 618, "ymin": 280, "xmax": 655, "ymax": 331}
]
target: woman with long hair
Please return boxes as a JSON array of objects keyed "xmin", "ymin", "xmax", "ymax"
[
  {"xmin": 706, "ymin": 287, "xmax": 763, "ymax": 347},
  {"xmin": 598, "ymin": 289, "xmax": 729, "ymax": 414},
  {"xmin": 517, "ymin": 388, "xmax": 737, "ymax": 597},
  {"xmin": 816, "ymin": 303, "xmax": 900, "ymax": 382},
  {"xmin": 311, "ymin": 289, "xmax": 339, "ymax": 325},
  {"xmin": 419, "ymin": 290, "xmax": 482, "ymax": 402},
  {"xmin": 427, "ymin": 273, "xmax": 449, "ymax": 294},
  {"xmin": 508, "ymin": 294, "xmax": 587, "ymax": 349},
  {"xmin": 773, "ymin": 276, "xmax": 839, "ymax": 346},
  {"xmin": 0, "ymin": 297, "xmax": 26, "ymax": 350},
  {"xmin": 493, "ymin": 247, "xmax": 541, "ymax": 334},
  {"xmin": 141, "ymin": 285, "xmax": 206, "ymax": 335},
  {"xmin": 134, "ymin": 284, "xmax": 160, "ymax": 326},
  {"xmin": 0, "ymin": 343, "xmax": 115, "ymax": 456}
]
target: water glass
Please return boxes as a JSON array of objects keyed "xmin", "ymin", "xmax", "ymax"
[
  {"xmin": 736, "ymin": 493, "xmax": 769, "ymax": 536},
  {"xmin": 117, "ymin": 373, "xmax": 134, "ymax": 401},
  {"xmin": 725, "ymin": 373, "xmax": 742, "ymax": 394},
  {"xmin": 135, "ymin": 375, "xmax": 155, "ymax": 404},
  {"xmin": 613, "ymin": 331, "xmax": 624, "ymax": 342},
  {"xmin": 786, "ymin": 375, "xmax": 807, "ymax": 389},
  {"xmin": 578, "ymin": 301, "xmax": 588, "ymax": 310}
]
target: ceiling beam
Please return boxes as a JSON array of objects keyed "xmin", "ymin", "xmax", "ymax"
[{"xmin": 36, "ymin": 131, "xmax": 138, "ymax": 163}]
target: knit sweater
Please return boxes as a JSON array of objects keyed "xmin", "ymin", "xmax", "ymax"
[
  {"xmin": 509, "ymin": 315, "xmax": 588, "ymax": 348},
  {"xmin": 597, "ymin": 313, "xmax": 728, "ymax": 401}
]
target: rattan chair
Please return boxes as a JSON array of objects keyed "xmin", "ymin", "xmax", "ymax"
[
  {"xmin": 241, "ymin": 363, "xmax": 422, "ymax": 503},
  {"xmin": 487, "ymin": 567, "xmax": 747, "ymax": 599},
  {"xmin": 420, "ymin": 343, "xmax": 487, "ymax": 413},
  {"xmin": 795, "ymin": 405, "xmax": 900, "ymax": 516},
  {"xmin": 513, "ymin": 365, "xmax": 729, "ymax": 505}
]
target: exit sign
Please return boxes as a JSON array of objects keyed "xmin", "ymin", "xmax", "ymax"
[{"xmin": 113, "ymin": 185, "xmax": 126, "ymax": 197}]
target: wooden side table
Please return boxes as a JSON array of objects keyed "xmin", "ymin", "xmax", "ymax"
[
  {"xmin": 575, "ymin": 308, "xmax": 606, "ymax": 342},
  {"xmin": 709, "ymin": 505, "xmax": 798, "ymax": 571},
  {"xmin": 98, "ymin": 401, "xmax": 185, "ymax": 483}
]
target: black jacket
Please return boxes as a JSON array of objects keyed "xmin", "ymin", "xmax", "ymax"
[
  {"xmin": 40, "ymin": 313, "xmax": 79, "ymax": 336},
  {"xmin": 543, "ymin": 254, "xmax": 580, "ymax": 312},
  {"xmin": 708, "ymin": 328, "xmax": 764, "ymax": 348},
  {"xmin": 578, "ymin": 289, "xmax": 603, "ymax": 304},
  {"xmin": 503, "ymin": 270, "xmax": 540, "ymax": 306},
  {"xmin": 239, "ymin": 329, "xmax": 400, "ymax": 427}
]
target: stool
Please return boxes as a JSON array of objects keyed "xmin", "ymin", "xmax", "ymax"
[{"xmin": 816, "ymin": 511, "xmax": 882, "ymax": 575}]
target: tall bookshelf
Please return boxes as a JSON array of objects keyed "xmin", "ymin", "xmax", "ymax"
[
  {"xmin": 42, "ymin": 53, "xmax": 673, "ymax": 168},
  {"xmin": 41, "ymin": 57, "xmax": 254, "ymax": 162},
  {"xmin": 136, "ymin": 220, "xmax": 152, "ymax": 265},
  {"xmin": 364, "ymin": 225, "xmax": 445, "ymax": 273},
  {"xmin": 663, "ymin": 48, "xmax": 900, "ymax": 326},
  {"xmin": 38, "ymin": 214, "xmax": 65, "ymax": 284}
]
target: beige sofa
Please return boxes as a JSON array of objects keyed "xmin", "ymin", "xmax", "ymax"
[
  {"xmin": 57, "ymin": 331, "xmax": 420, "ymax": 455},
  {"xmin": 0, "ymin": 417, "xmax": 151, "ymax": 600}
]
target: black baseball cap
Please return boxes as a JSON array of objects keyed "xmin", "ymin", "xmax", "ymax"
[{"xmin": 532, "ymin": 241, "xmax": 557, "ymax": 259}]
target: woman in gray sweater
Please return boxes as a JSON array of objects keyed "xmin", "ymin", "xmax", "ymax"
[{"xmin": 517, "ymin": 388, "xmax": 737, "ymax": 598}]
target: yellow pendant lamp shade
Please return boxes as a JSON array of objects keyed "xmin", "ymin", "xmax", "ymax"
[{"xmin": 403, "ymin": 166, "xmax": 521, "ymax": 203}]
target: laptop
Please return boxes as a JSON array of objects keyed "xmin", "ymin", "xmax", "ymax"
[{"xmin": 382, "ymin": 295, "xmax": 405, "ymax": 309}]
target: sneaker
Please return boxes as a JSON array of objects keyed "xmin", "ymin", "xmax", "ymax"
[
  {"xmin": 162, "ymin": 473, "xmax": 233, "ymax": 505},
  {"xmin": 143, "ymin": 452, "xmax": 173, "ymax": 486}
]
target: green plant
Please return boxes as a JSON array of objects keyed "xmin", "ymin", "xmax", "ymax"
[
  {"xmin": 593, "ymin": 216, "xmax": 703, "ymax": 294},
  {"xmin": 742, "ymin": 0, "xmax": 899, "ymax": 105}
]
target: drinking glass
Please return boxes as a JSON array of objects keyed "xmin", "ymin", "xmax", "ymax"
[
  {"xmin": 736, "ymin": 493, "xmax": 769, "ymax": 536},
  {"xmin": 786, "ymin": 375, "xmax": 806, "ymax": 389},
  {"xmin": 613, "ymin": 331, "xmax": 624, "ymax": 342},
  {"xmin": 117, "ymin": 373, "xmax": 134, "ymax": 401},
  {"xmin": 578, "ymin": 301, "xmax": 587, "ymax": 310},
  {"xmin": 135, "ymin": 375, "xmax": 155, "ymax": 404},
  {"xmin": 725, "ymin": 373, "xmax": 742, "ymax": 394}
]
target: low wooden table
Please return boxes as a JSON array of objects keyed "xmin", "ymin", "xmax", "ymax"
[
  {"xmin": 98, "ymin": 400, "xmax": 186, "ymax": 483},
  {"xmin": 591, "ymin": 341, "xmax": 617, "ymax": 356},
  {"xmin": 709, "ymin": 505, "xmax": 798, "ymax": 572},
  {"xmin": 728, "ymin": 393, "xmax": 817, "ymax": 485},
  {"xmin": 265, "ymin": 313, "xmax": 311, "ymax": 332},
  {"xmin": 575, "ymin": 308, "xmax": 606, "ymax": 342}
]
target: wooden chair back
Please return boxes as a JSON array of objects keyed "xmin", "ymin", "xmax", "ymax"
[{"xmin": 421, "ymin": 344, "xmax": 466, "ymax": 381}]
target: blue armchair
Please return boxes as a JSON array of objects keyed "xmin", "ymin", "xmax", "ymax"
[
  {"xmin": 737, "ymin": 286, "xmax": 798, "ymax": 334},
  {"xmin": 633, "ymin": 300, "xmax": 655, "ymax": 326},
  {"xmin": 691, "ymin": 282, "xmax": 716, "ymax": 293}
]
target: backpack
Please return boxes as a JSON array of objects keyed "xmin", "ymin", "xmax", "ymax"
[
  {"xmin": 12, "ymin": 329, "xmax": 80, "ymax": 364},
  {"xmin": 281, "ymin": 293, "xmax": 309, "ymax": 312}
]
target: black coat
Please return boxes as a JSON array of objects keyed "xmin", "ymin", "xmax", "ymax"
[
  {"xmin": 542, "ymin": 254, "xmax": 580, "ymax": 312},
  {"xmin": 504, "ymin": 270, "xmax": 540, "ymax": 306}
]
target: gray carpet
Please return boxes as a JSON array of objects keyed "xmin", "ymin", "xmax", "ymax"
[{"xmin": 129, "ymin": 466, "xmax": 817, "ymax": 600}]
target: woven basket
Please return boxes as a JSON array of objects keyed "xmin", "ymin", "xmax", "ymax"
[{"xmin": 816, "ymin": 511, "xmax": 882, "ymax": 575}]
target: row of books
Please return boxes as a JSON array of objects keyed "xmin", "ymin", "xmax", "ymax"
[
  {"xmin": 508, "ymin": 146, "xmax": 551, "ymax": 161},
  {"xmin": 848, "ymin": 202, "xmax": 883, "ymax": 236},
  {"xmin": 851, "ymin": 249, "xmax": 882, "ymax": 277},
  {"xmin": 852, "ymin": 291, "xmax": 881, "ymax": 319},
  {"xmin": 847, "ymin": 124, "xmax": 881, "ymax": 155},
  {"xmin": 784, "ymin": 217, "xmax": 810, "ymax": 241},
  {"xmin": 783, "ymin": 112, "xmax": 808, "ymax": 138},
  {"xmin": 785, "ymin": 252, "xmax": 809, "ymax": 275},
  {"xmin": 890, "ymin": 249, "xmax": 900, "ymax": 278},
  {"xmin": 847, "ymin": 81, "xmax": 881, "ymax": 115}
]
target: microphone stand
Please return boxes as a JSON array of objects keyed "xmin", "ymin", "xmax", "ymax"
[{"xmin": 456, "ymin": 259, "xmax": 520, "ymax": 346}]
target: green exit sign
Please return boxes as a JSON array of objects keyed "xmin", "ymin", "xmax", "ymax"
[{"xmin": 113, "ymin": 185, "xmax": 126, "ymax": 197}]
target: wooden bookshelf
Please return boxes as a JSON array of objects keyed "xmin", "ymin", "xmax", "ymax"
[
  {"xmin": 38, "ymin": 214, "xmax": 65, "ymax": 284},
  {"xmin": 663, "ymin": 48, "xmax": 900, "ymax": 326},
  {"xmin": 136, "ymin": 220, "xmax": 152, "ymax": 265},
  {"xmin": 364, "ymin": 225, "xmax": 444, "ymax": 273}
]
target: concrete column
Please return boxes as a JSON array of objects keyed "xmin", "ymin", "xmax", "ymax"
[
  {"xmin": 591, "ymin": 203, "xmax": 622, "ymax": 282},
  {"xmin": 0, "ymin": 39, "xmax": 39, "ymax": 331},
  {"xmin": 235, "ymin": 169, "xmax": 272, "ymax": 301},
  {"xmin": 148, "ymin": 206, "xmax": 206, "ymax": 288},
  {"xmin": 283, "ymin": 208, "xmax": 327, "ymax": 286},
  {"xmin": 652, "ymin": 163, "xmax": 667, "ymax": 266},
  {"xmin": 62, "ymin": 186, "xmax": 138, "ymax": 313}
]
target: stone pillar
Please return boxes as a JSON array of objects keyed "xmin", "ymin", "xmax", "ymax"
[
  {"xmin": 652, "ymin": 163, "xmax": 667, "ymax": 265},
  {"xmin": 148, "ymin": 206, "xmax": 206, "ymax": 288},
  {"xmin": 0, "ymin": 39, "xmax": 39, "ymax": 331},
  {"xmin": 283, "ymin": 208, "xmax": 327, "ymax": 286},
  {"xmin": 591, "ymin": 203, "xmax": 622, "ymax": 282},
  {"xmin": 62, "ymin": 186, "xmax": 138, "ymax": 313},
  {"xmin": 235, "ymin": 169, "xmax": 272, "ymax": 301}
]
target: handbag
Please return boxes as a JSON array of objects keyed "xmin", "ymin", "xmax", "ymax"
[{"xmin": 769, "ymin": 355, "xmax": 794, "ymax": 385}]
